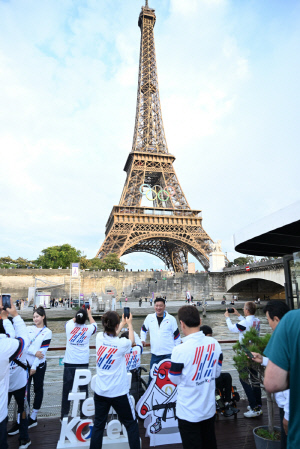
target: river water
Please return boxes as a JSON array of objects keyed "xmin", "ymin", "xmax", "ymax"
[{"xmin": 45, "ymin": 310, "xmax": 270, "ymax": 380}]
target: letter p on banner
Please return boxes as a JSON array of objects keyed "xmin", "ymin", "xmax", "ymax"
[{"xmin": 72, "ymin": 369, "xmax": 91, "ymax": 393}]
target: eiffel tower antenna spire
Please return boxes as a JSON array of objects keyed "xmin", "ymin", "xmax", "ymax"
[{"xmin": 96, "ymin": 4, "xmax": 214, "ymax": 272}]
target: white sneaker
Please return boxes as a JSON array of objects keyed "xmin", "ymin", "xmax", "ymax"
[
  {"xmin": 244, "ymin": 407, "xmax": 263, "ymax": 418},
  {"xmin": 247, "ymin": 405, "xmax": 251, "ymax": 410}
]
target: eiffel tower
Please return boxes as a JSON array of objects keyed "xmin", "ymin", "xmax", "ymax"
[{"xmin": 96, "ymin": 1, "xmax": 214, "ymax": 272}]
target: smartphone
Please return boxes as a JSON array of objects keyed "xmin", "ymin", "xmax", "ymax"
[
  {"xmin": 241, "ymin": 344, "xmax": 254, "ymax": 359},
  {"xmin": 124, "ymin": 307, "xmax": 130, "ymax": 319},
  {"xmin": 2, "ymin": 294, "xmax": 11, "ymax": 310},
  {"xmin": 84, "ymin": 301, "xmax": 90, "ymax": 310},
  {"xmin": 227, "ymin": 308, "xmax": 235, "ymax": 313}
]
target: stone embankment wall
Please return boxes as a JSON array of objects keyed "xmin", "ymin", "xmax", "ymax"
[{"xmin": 0, "ymin": 269, "xmax": 227, "ymax": 301}]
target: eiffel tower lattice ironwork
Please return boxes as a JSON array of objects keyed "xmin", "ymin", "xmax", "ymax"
[{"xmin": 96, "ymin": 2, "xmax": 214, "ymax": 272}]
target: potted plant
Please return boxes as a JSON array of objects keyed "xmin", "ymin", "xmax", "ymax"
[{"xmin": 233, "ymin": 328, "xmax": 281, "ymax": 448}]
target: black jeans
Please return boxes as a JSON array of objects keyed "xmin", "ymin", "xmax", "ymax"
[
  {"xmin": 216, "ymin": 372, "xmax": 232, "ymax": 403},
  {"xmin": 279, "ymin": 407, "xmax": 287, "ymax": 449},
  {"xmin": 8, "ymin": 386, "xmax": 29, "ymax": 442},
  {"xmin": 0, "ymin": 417, "xmax": 8, "ymax": 449},
  {"xmin": 61, "ymin": 363, "xmax": 89, "ymax": 419},
  {"xmin": 178, "ymin": 415, "xmax": 217, "ymax": 449},
  {"xmin": 28, "ymin": 361, "xmax": 47, "ymax": 410},
  {"xmin": 90, "ymin": 393, "xmax": 140, "ymax": 449},
  {"xmin": 239, "ymin": 368, "xmax": 262, "ymax": 409}
]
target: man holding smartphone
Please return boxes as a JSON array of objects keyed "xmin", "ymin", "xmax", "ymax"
[
  {"xmin": 141, "ymin": 297, "xmax": 181, "ymax": 380},
  {"xmin": 224, "ymin": 301, "xmax": 262, "ymax": 418}
]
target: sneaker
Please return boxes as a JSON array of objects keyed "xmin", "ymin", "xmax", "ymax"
[
  {"xmin": 247, "ymin": 405, "xmax": 251, "ymax": 410},
  {"xmin": 222, "ymin": 404, "xmax": 234, "ymax": 417},
  {"xmin": 229, "ymin": 404, "xmax": 240, "ymax": 414},
  {"xmin": 244, "ymin": 407, "xmax": 263, "ymax": 418},
  {"xmin": 150, "ymin": 419, "xmax": 162, "ymax": 434},
  {"xmin": 19, "ymin": 439, "xmax": 31, "ymax": 449},
  {"xmin": 28, "ymin": 417, "xmax": 37, "ymax": 428},
  {"xmin": 7, "ymin": 422, "xmax": 19, "ymax": 435}
]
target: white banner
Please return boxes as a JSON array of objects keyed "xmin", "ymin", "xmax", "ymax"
[{"xmin": 72, "ymin": 263, "xmax": 79, "ymax": 277}]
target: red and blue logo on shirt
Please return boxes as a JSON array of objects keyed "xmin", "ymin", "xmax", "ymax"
[
  {"xmin": 97, "ymin": 345, "xmax": 118, "ymax": 370},
  {"xmin": 192, "ymin": 344, "xmax": 217, "ymax": 381},
  {"xmin": 69, "ymin": 327, "xmax": 88, "ymax": 344}
]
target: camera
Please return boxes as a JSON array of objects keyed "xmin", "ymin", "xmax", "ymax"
[
  {"xmin": 124, "ymin": 307, "xmax": 130, "ymax": 319},
  {"xmin": 227, "ymin": 308, "xmax": 234, "ymax": 313},
  {"xmin": 2, "ymin": 294, "xmax": 11, "ymax": 310}
]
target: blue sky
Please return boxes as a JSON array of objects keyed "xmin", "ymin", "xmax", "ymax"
[{"xmin": 0, "ymin": 0, "xmax": 299, "ymax": 270}]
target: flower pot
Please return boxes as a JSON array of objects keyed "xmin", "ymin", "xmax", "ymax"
[{"xmin": 253, "ymin": 426, "xmax": 281, "ymax": 449}]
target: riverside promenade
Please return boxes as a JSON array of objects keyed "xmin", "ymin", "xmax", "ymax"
[{"xmin": 17, "ymin": 299, "xmax": 254, "ymax": 320}]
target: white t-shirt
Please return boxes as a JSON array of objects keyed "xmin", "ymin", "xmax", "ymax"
[
  {"xmin": 125, "ymin": 331, "xmax": 142, "ymax": 371},
  {"xmin": 226, "ymin": 314, "xmax": 261, "ymax": 343},
  {"xmin": 0, "ymin": 335, "xmax": 20, "ymax": 422},
  {"xmin": 140, "ymin": 312, "xmax": 181, "ymax": 355},
  {"xmin": 63, "ymin": 319, "xmax": 97, "ymax": 364},
  {"xmin": 95, "ymin": 332, "xmax": 131, "ymax": 397},
  {"xmin": 170, "ymin": 331, "xmax": 222, "ymax": 422}
]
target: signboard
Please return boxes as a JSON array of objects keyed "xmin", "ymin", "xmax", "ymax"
[
  {"xmin": 136, "ymin": 359, "xmax": 181, "ymax": 446},
  {"xmin": 57, "ymin": 370, "xmax": 137, "ymax": 449},
  {"xmin": 246, "ymin": 266, "xmax": 250, "ymax": 272},
  {"xmin": 72, "ymin": 263, "xmax": 79, "ymax": 277}
]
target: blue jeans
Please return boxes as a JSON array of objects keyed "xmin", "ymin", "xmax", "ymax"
[
  {"xmin": 8, "ymin": 386, "xmax": 29, "ymax": 442},
  {"xmin": 90, "ymin": 393, "xmax": 140, "ymax": 449}
]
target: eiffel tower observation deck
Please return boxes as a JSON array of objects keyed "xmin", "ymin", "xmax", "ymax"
[{"xmin": 96, "ymin": 1, "xmax": 214, "ymax": 272}]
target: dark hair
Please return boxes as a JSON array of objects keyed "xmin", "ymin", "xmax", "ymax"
[
  {"xmin": 121, "ymin": 331, "xmax": 129, "ymax": 339},
  {"xmin": 263, "ymin": 300, "xmax": 290, "ymax": 321},
  {"xmin": 200, "ymin": 325, "xmax": 213, "ymax": 336},
  {"xmin": 102, "ymin": 311, "xmax": 120, "ymax": 336},
  {"xmin": 154, "ymin": 297, "xmax": 165, "ymax": 305},
  {"xmin": 178, "ymin": 306, "xmax": 200, "ymax": 327},
  {"xmin": 245, "ymin": 301, "xmax": 256, "ymax": 315},
  {"xmin": 34, "ymin": 306, "xmax": 47, "ymax": 327},
  {"xmin": 0, "ymin": 319, "xmax": 5, "ymax": 334},
  {"xmin": 75, "ymin": 308, "xmax": 87, "ymax": 325}
]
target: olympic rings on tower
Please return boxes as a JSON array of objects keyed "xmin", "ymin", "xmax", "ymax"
[{"xmin": 139, "ymin": 184, "xmax": 175, "ymax": 202}]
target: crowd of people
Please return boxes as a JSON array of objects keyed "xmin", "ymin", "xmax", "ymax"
[{"xmin": 0, "ymin": 295, "xmax": 299, "ymax": 449}]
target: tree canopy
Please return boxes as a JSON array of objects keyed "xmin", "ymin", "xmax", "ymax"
[{"xmin": 34, "ymin": 244, "xmax": 81, "ymax": 269}]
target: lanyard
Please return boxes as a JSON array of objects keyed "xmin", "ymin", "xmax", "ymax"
[{"xmin": 28, "ymin": 326, "xmax": 46, "ymax": 347}]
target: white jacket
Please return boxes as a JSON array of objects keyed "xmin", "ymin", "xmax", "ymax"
[
  {"xmin": 9, "ymin": 316, "xmax": 30, "ymax": 392},
  {"xmin": 141, "ymin": 312, "xmax": 181, "ymax": 355},
  {"xmin": 262, "ymin": 356, "xmax": 289, "ymax": 420},
  {"xmin": 26, "ymin": 325, "xmax": 52, "ymax": 370},
  {"xmin": 169, "ymin": 331, "xmax": 222, "ymax": 422},
  {"xmin": 0, "ymin": 335, "xmax": 20, "ymax": 422},
  {"xmin": 226, "ymin": 314, "xmax": 261, "ymax": 342}
]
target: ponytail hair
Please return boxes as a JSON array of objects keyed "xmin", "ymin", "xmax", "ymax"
[
  {"xmin": 102, "ymin": 311, "xmax": 120, "ymax": 336},
  {"xmin": 75, "ymin": 308, "xmax": 87, "ymax": 325},
  {"xmin": 35, "ymin": 306, "xmax": 47, "ymax": 327}
]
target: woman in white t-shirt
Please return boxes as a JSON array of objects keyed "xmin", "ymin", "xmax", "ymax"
[
  {"xmin": 90, "ymin": 311, "xmax": 140, "ymax": 449},
  {"xmin": 26, "ymin": 306, "xmax": 52, "ymax": 429},
  {"xmin": 61, "ymin": 307, "xmax": 97, "ymax": 420}
]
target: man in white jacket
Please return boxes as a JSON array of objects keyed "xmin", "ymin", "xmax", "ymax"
[
  {"xmin": 141, "ymin": 298, "xmax": 181, "ymax": 379},
  {"xmin": 225, "ymin": 301, "xmax": 262, "ymax": 418},
  {"xmin": 169, "ymin": 306, "xmax": 222, "ymax": 449},
  {"xmin": 251, "ymin": 300, "xmax": 290, "ymax": 449}
]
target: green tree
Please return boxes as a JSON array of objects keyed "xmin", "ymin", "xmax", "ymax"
[
  {"xmin": 34, "ymin": 244, "xmax": 82, "ymax": 269},
  {"xmin": 15, "ymin": 257, "xmax": 33, "ymax": 268},
  {"xmin": 233, "ymin": 256, "xmax": 255, "ymax": 266},
  {"xmin": 0, "ymin": 256, "xmax": 16, "ymax": 268},
  {"xmin": 102, "ymin": 253, "xmax": 126, "ymax": 271}
]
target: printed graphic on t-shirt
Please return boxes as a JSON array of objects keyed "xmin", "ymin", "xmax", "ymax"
[
  {"xmin": 125, "ymin": 349, "xmax": 141, "ymax": 371},
  {"xmin": 69, "ymin": 327, "xmax": 89, "ymax": 344},
  {"xmin": 97, "ymin": 346, "xmax": 118, "ymax": 370},
  {"xmin": 192, "ymin": 344, "xmax": 217, "ymax": 381},
  {"xmin": 252, "ymin": 320, "xmax": 260, "ymax": 333}
]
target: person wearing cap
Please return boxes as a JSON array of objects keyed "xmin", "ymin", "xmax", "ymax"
[
  {"xmin": 60, "ymin": 307, "xmax": 97, "ymax": 420},
  {"xmin": 140, "ymin": 297, "xmax": 181, "ymax": 379}
]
